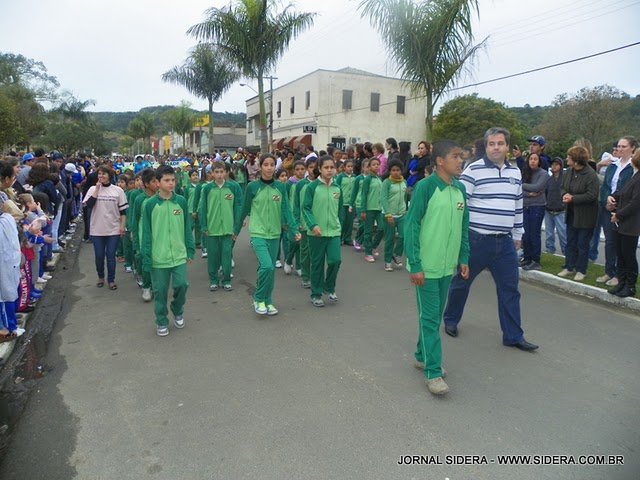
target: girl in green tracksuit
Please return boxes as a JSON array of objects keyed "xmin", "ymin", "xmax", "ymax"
[
  {"xmin": 404, "ymin": 141, "xmax": 469, "ymax": 396},
  {"xmin": 302, "ymin": 156, "xmax": 343, "ymax": 307},
  {"xmin": 349, "ymin": 159, "xmax": 370, "ymax": 251},
  {"xmin": 292, "ymin": 158, "xmax": 317, "ymax": 289},
  {"xmin": 361, "ymin": 157, "xmax": 384, "ymax": 262},
  {"xmin": 141, "ymin": 166, "xmax": 195, "ymax": 337},
  {"xmin": 284, "ymin": 161, "xmax": 306, "ymax": 274},
  {"xmin": 199, "ymin": 161, "xmax": 243, "ymax": 292},
  {"xmin": 335, "ymin": 159, "xmax": 356, "ymax": 245},
  {"xmin": 381, "ymin": 159, "xmax": 407, "ymax": 272},
  {"xmin": 234, "ymin": 154, "xmax": 299, "ymax": 316}
]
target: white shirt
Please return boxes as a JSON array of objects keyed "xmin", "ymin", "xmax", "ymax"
[{"xmin": 610, "ymin": 159, "xmax": 632, "ymax": 193}]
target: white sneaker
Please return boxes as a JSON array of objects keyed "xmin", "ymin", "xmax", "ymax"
[
  {"xmin": 36, "ymin": 277, "xmax": 48, "ymax": 283},
  {"xmin": 209, "ymin": 284, "xmax": 218, "ymax": 291},
  {"xmin": 156, "ymin": 326, "xmax": 169, "ymax": 337},
  {"xmin": 201, "ymin": 248, "xmax": 208, "ymax": 258},
  {"xmin": 124, "ymin": 266, "xmax": 133, "ymax": 273},
  {"xmin": 232, "ymin": 258, "xmax": 235, "ymax": 267},
  {"xmin": 41, "ymin": 274, "xmax": 52, "ymax": 280},
  {"xmin": 13, "ymin": 328, "xmax": 25, "ymax": 337},
  {"xmin": 275, "ymin": 260, "xmax": 282, "ymax": 268},
  {"xmin": 142, "ymin": 288, "xmax": 153, "ymax": 302},
  {"xmin": 174, "ymin": 315, "xmax": 185, "ymax": 329},
  {"xmin": 266, "ymin": 304, "xmax": 279, "ymax": 315},
  {"xmin": 574, "ymin": 272, "xmax": 586, "ymax": 281},
  {"xmin": 296, "ymin": 269, "xmax": 302, "ymax": 277},
  {"xmin": 557, "ymin": 269, "xmax": 572, "ymax": 278},
  {"xmin": 254, "ymin": 301, "xmax": 267, "ymax": 315},
  {"xmin": 596, "ymin": 274, "xmax": 611, "ymax": 283},
  {"xmin": 605, "ymin": 277, "xmax": 619, "ymax": 287},
  {"xmin": 384, "ymin": 263, "xmax": 393, "ymax": 272},
  {"xmin": 327, "ymin": 292, "xmax": 338, "ymax": 303},
  {"xmin": 283, "ymin": 263, "xmax": 292, "ymax": 275},
  {"xmin": 425, "ymin": 376, "xmax": 449, "ymax": 395}
]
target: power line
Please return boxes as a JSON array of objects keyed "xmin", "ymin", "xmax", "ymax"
[{"xmin": 274, "ymin": 41, "xmax": 640, "ymax": 123}]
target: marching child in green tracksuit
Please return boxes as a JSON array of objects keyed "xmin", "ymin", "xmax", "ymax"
[
  {"xmin": 131, "ymin": 168, "xmax": 159, "ymax": 302},
  {"xmin": 141, "ymin": 165, "xmax": 195, "ymax": 337},
  {"xmin": 275, "ymin": 168, "xmax": 290, "ymax": 269},
  {"xmin": 234, "ymin": 154, "xmax": 300, "ymax": 316},
  {"xmin": 182, "ymin": 169, "xmax": 200, "ymax": 247},
  {"xmin": 302, "ymin": 156, "xmax": 343, "ymax": 307},
  {"xmin": 404, "ymin": 141, "xmax": 469, "ymax": 396},
  {"xmin": 284, "ymin": 161, "xmax": 306, "ymax": 275},
  {"xmin": 122, "ymin": 175, "xmax": 137, "ymax": 274},
  {"xmin": 127, "ymin": 174, "xmax": 144, "ymax": 278},
  {"xmin": 293, "ymin": 158, "xmax": 317, "ymax": 289},
  {"xmin": 381, "ymin": 159, "xmax": 407, "ymax": 272},
  {"xmin": 361, "ymin": 157, "xmax": 384, "ymax": 262},
  {"xmin": 192, "ymin": 166, "xmax": 215, "ymax": 256},
  {"xmin": 335, "ymin": 159, "xmax": 356, "ymax": 245},
  {"xmin": 350, "ymin": 159, "xmax": 370, "ymax": 251},
  {"xmin": 198, "ymin": 161, "xmax": 243, "ymax": 292}
]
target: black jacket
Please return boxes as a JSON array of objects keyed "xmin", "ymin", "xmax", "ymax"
[
  {"xmin": 561, "ymin": 166, "xmax": 599, "ymax": 229},
  {"xmin": 613, "ymin": 170, "xmax": 640, "ymax": 236}
]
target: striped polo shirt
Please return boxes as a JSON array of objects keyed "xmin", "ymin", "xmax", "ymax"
[{"xmin": 459, "ymin": 157, "xmax": 524, "ymax": 241}]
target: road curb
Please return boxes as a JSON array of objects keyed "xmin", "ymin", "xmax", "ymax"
[{"xmin": 519, "ymin": 269, "xmax": 640, "ymax": 313}]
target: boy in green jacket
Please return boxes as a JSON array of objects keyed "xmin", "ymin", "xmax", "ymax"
[
  {"xmin": 191, "ymin": 166, "xmax": 214, "ymax": 255},
  {"xmin": 284, "ymin": 161, "xmax": 306, "ymax": 275},
  {"xmin": 350, "ymin": 159, "xmax": 370, "ymax": 251},
  {"xmin": 361, "ymin": 158, "xmax": 384, "ymax": 262},
  {"xmin": 404, "ymin": 141, "xmax": 469, "ymax": 395},
  {"xmin": 335, "ymin": 159, "xmax": 356, "ymax": 245},
  {"xmin": 292, "ymin": 158, "xmax": 317, "ymax": 288},
  {"xmin": 131, "ymin": 168, "xmax": 159, "ymax": 301},
  {"xmin": 141, "ymin": 166, "xmax": 195, "ymax": 337},
  {"xmin": 381, "ymin": 159, "xmax": 407, "ymax": 272},
  {"xmin": 198, "ymin": 161, "xmax": 243, "ymax": 291}
]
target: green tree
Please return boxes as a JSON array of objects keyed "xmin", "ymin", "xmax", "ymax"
[
  {"xmin": 0, "ymin": 52, "xmax": 60, "ymax": 102},
  {"xmin": 127, "ymin": 111, "xmax": 155, "ymax": 153},
  {"xmin": 163, "ymin": 101, "xmax": 197, "ymax": 153},
  {"xmin": 162, "ymin": 44, "xmax": 239, "ymax": 154},
  {"xmin": 0, "ymin": 92, "xmax": 22, "ymax": 148},
  {"xmin": 536, "ymin": 85, "xmax": 636, "ymax": 157},
  {"xmin": 358, "ymin": 0, "xmax": 485, "ymax": 141},
  {"xmin": 188, "ymin": 0, "xmax": 316, "ymax": 152},
  {"xmin": 433, "ymin": 94, "xmax": 525, "ymax": 147}
]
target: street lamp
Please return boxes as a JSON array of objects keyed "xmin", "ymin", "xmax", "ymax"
[{"xmin": 239, "ymin": 83, "xmax": 258, "ymax": 95}]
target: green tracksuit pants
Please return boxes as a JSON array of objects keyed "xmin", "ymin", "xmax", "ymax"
[
  {"xmin": 355, "ymin": 218, "xmax": 364, "ymax": 245},
  {"xmin": 414, "ymin": 275, "xmax": 451, "ymax": 379},
  {"xmin": 308, "ymin": 236, "xmax": 342, "ymax": 298},
  {"xmin": 285, "ymin": 230, "xmax": 300, "ymax": 268},
  {"xmin": 205, "ymin": 235, "xmax": 233, "ymax": 285},
  {"xmin": 192, "ymin": 216, "xmax": 202, "ymax": 247},
  {"xmin": 364, "ymin": 210, "xmax": 384, "ymax": 255},
  {"xmin": 278, "ymin": 229, "xmax": 289, "ymax": 263},
  {"xmin": 122, "ymin": 231, "xmax": 134, "ymax": 268},
  {"xmin": 251, "ymin": 237, "xmax": 279, "ymax": 305},
  {"xmin": 383, "ymin": 215, "xmax": 405, "ymax": 263},
  {"xmin": 299, "ymin": 231, "xmax": 310, "ymax": 281},
  {"xmin": 134, "ymin": 249, "xmax": 152, "ymax": 289},
  {"xmin": 341, "ymin": 206, "xmax": 354, "ymax": 243},
  {"xmin": 150, "ymin": 263, "xmax": 189, "ymax": 327}
]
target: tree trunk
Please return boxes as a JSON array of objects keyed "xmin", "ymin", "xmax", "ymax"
[
  {"xmin": 208, "ymin": 98, "xmax": 214, "ymax": 155},
  {"xmin": 425, "ymin": 91, "xmax": 434, "ymax": 142},
  {"xmin": 257, "ymin": 75, "xmax": 268, "ymax": 153}
]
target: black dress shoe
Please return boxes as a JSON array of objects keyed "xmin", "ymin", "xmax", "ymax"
[
  {"xmin": 504, "ymin": 339, "xmax": 539, "ymax": 351},
  {"xmin": 444, "ymin": 325, "xmax": 458, "ymax": 337}
]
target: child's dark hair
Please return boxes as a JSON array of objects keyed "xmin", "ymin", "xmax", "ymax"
[
  {"xmin": 223, "ymin": 162, "xmax": 236, "ymax": 180},
  {"xmin": 387, "ymin": 159, "xmax": 404, "ymax": 173},
  {"xmin": 259, "ymin": 153, "xmax": 276, "ymax": 166},
  {"xmin": 343, "ymin": 158, "xmax": 354, "ymax": 167},
  {"xmin": 211, "ymin": 160, "xmax": 225, "ymax": 171},
  {"xmin": 275, "ymin": 168, "xmax": 287, "ymax": 180},
  {"xmin": 305, "ymin": 157, "xmax": 317, "ymax": 168},
  {"xmin": 432, "ymin": 140, "xmax": 460, "ymax": 166},
  {"xmin": 140, "ymin": 168, "xmax": 156, "ymax": 187},
  {"xmin": 313, "ymin": 155, "xmax": 334, "ymax": 177},
  {"xmin": 32, "ymin": 191, "xmax": 49, "ymax": 212},
  {"xmin": 292, "ymin": 160, "xmax": 305, "ymax": 169},
  {"xmin": 155, "ymin": 165, "xmax": 175, "ymax": 181}
]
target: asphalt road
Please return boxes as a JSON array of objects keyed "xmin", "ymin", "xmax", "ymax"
[{"xmin": 1, "ymin": 233, "xmax": 639, "ymax": 480}]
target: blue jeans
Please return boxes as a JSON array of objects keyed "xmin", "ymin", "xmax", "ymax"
[
  {"xmin": 563, "ymin": 225, "xmax": 592, "ymax": 274},
  {"xmin": 443, "ymin": 231, "xmax": 524, "ymax": 344},
  {"xmin": 91, "ymin": 235, "xmax": 121, "ymax": 283},
  {"xmin": 544, "ymin": 210, "xmax": 567, "ymax": 254},
  {"xmin": 522, "ymin": 206, "xmax": 545, "ymax": 263}
]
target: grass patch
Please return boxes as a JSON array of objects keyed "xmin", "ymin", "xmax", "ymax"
[{"xmin": 537, "ymin": 253, "xmax": 639, "ymax": 299}]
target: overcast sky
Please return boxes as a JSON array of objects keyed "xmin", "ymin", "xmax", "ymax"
[{"xmin": 3, "ymin": 0, "xmax": 639, "ymax": 114}]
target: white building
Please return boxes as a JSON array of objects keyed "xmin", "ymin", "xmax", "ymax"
[
  {"xmin": 245, "ymin": 67, "xmax": 427, "ymax": 152},
  {"xmin": 168, "ymin": 122, "xmax": 246, "ymax": 154}
]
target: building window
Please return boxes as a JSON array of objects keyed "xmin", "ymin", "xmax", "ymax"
[
  {"xmin": 305, "ymin": 91, "xmax": 311, "ymax": 110},
  {"xmin": 290, "ymin": 96, "xmax": 295, "ymax": 114},
  {"xmin": 397, "ymin": 95, "xmax": 406, "ymax": 114},
  {"xmin": 277, "ymin": 101, "xmax": 281, "ymax": 118},
  {"xmin": 247, "ymin": 118, "xmax": 253, "ymax": 133},
  {"xmin": 370, "ymin": 92, "xmax": 380, "ymax": 112},
  {"xmin": 342, "ymin": 90, "xmax": 353, "ymax": 110}
]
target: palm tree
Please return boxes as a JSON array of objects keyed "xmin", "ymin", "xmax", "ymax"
[
  {"xmin": 163, "ymin": 101, "xmax": 197, "ymax": 153},
  {"xmin": 187, "ymin": 0, "xmax": 316, "ymax": 152},
  {"xmin": 358, "ymin": 0, "xmax": 486, "ymax": 141},
  {"xmin": 162, "ymin": 44, "xmax": 239, "ymax": 154},
  {"xmin": 127, "ymin": 111, "xmax": 155, "ymax": 153},
  {"xmin": 54, "ymin": 91, "xmax": 96, "ymax": 123}
]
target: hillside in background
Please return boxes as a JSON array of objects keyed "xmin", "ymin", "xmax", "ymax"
[{"xmin": 90, "ymin": 106, "xmax": 246, "ymax": 133}]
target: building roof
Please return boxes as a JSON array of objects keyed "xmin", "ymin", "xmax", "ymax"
[{"xmin": 334, "ymin": 67, "xmax": 385, "ymax": 78}]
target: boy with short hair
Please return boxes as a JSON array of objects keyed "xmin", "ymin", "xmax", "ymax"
[
  {"xmin": 293, "ymin": 158, "xmax": 317, "ymax": 288},
  {"xmin": 198, "ymin": 161, "xmax": 243, "ymax": 291},
  {"xmin": 131, "ymin": 168, "xmax": 159, "ymax": 300},
  {"xmin": 381, "ymin": 159, "xmax": 407, "ymax": 271},
  {"xmin": 122, "ymin": 175, "xmax": 137, "ymax": 274},
  {"xmin": 284, "ymin": 160, "xmax": 306, "ymax": 274},
  {"xmin": 335, "ymin": 159, "xmax": 356, "ymax": 245},
  {"xmin": 141, "ymin": 166, "xmax": 194, "ymax": 337}
]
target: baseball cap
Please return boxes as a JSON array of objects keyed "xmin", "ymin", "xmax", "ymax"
[
  {"xmin": 65, "ymin": 163, "xmax": 77, "ymax": 173},
  {"xmin": 528, "ymin": 135, "xmax": 546, "ymax": 146},
  {"xmin": 551, "ymin": 157, "xmax": 563, "ymax": 166},
  {"xmin": 22, "ymin": 153, "xmax": 35, "ymax": 162}
]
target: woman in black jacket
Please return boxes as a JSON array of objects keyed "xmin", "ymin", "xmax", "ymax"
[{"xmin": 606, "ymin": 149, "xmax": 640, "ymax": 297}]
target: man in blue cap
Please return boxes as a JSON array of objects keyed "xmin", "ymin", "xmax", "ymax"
[
  {"xmin": 512, "ymin": 135, "xmax": 550, "ymax": 171},
  {"xmin": 16, "ymin": 153, "xmax": 35, "ymax": 187}
]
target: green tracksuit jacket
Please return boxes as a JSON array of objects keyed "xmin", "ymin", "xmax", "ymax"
[
  {"xmin": 234, "ymin": 179, "xmax": 296, "ymax": 239},
  {"xmin": 293, "ymin": 177, "xmax": 311, "ymax": 229},
  {"xmin": 131, "ymin": 191, "xmax": 154, "ymax": 251},
  {"xmin": 141, "ymin": 192, "xmax": 195, "ymax": 271},
  {"xmin": 335, "ymin": 173, "xmax": 356, "ymax": 207},
  {"xmin": 350, "ymin": 174, "xmax": 365, "ymax": 213},
  {"xmin": 182, "ymin": 182, "xmax": 198, "ymax": 215},
  {"xmin": 126, "ymin": 188, "xmax": 143, "ymax": 232},
  {"xmin": 302, "ymin": 178, "xmax": 344, "ymax": 237},
  {"xmin": 381, "ymin": 177, "xmax": 407, "ymax": 216},
  {"xmin": 199, "ymin": 180, "xmax": 243, "ymax": 236},
  {"xmin": 404, "ymin": 174, "xmax": 470, "ymax": 278},
  {"xmin": 361, "ymin": 174, "xmax": 383, "ymax": 212}
]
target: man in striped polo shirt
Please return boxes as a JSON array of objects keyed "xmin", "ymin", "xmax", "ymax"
[{"xmin": 442, "ymin": 127, "xmax": 538, "ymax": 351}]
